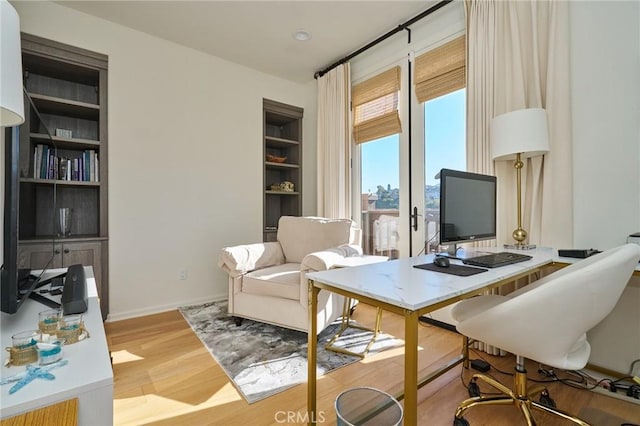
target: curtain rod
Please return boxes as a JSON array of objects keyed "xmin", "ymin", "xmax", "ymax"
[{"xmin": 313, "ymin": 0, "xmax": 453, "ymax": 79}]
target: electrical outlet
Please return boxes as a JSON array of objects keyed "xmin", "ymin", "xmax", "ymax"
[{"xmin": 179, "ymin": 269, "xmax": 188, "ymax": 280}]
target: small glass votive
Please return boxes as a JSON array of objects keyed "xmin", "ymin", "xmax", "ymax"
[
  {"xmin": 36, "ymin": 338, "xmax": 65, "ymax": 365},
  {"xmin": 56, "ymin": 315, "xmax": 83, "ymax": 344},
  {"xmin": 9, "ymin": 330, "xmax": 40, "ymax": 365},
  {"xmin": 38, "ymin": 309, "xmax": 63, "ymax": 334}
]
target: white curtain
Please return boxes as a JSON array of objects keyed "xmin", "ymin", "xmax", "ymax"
[
  {"xmin": 465, "ymin": 0, "xmax": 573, "ymax": 354},
  {"xmin": 316, "ymin": 63, "xmax": 352, "ymax": 219},
  {"xmin": 466, "ymin": 0, "xmax": 572, "ymax": 249}
]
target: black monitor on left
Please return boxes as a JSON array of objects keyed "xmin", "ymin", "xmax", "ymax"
[
  {"xmin": 1, "ymin": 126, "xmax": 60, "ymax": 314},
  {"xmin": 2, "ymin": 126, "xmax": 31, "ymax": 313}
]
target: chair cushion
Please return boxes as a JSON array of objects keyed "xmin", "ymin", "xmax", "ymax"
[
  {"xmin": 277, "ymin": 216, "xmax": 353, "ymax": 263},
  {"xmin": 242, "ymin": 263, "xmax": 301, "ymax": 301}
]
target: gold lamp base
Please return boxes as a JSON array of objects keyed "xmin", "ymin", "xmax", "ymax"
[{"xmin": 507, "ymin": 223, "xmax": 535, "ymax": 250}]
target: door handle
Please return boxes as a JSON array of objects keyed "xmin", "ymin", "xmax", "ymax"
[
  {"xmin": 411, "ymin": 206, "xmax": 421, "ymax": 231},
  {"xmin": 64, "ymin": 248, "xmax": 70, "ymax": 254}
]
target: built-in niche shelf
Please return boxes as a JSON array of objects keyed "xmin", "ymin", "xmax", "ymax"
[{"xmin": 263, "ymin": 99, "xmax": 303, "ymax": 242}]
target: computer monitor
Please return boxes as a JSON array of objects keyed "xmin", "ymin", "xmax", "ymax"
[{"xmin": 439, "ymin": 168, "xmax": 497, "ymax": 256}]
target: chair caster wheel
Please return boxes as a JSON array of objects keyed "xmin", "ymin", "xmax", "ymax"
[
  {"xmin": 453, "ymin": 416, "xmax": 470, "ymax": 426},
  {"xmin": 539, "ymin": 390, "xmax": 556, "ymax": 408},
  {"xmin": 233, "ymin": 317, "xmax": 243, "ymax": 326},
  {"xmin": 468, "ymin": 379, "xmax": 481, "ymax": 397}
]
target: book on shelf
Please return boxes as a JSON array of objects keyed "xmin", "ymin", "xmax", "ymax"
[{"xmin": 32, "ymin": 144, "xmax": 99, "ymax": 182}]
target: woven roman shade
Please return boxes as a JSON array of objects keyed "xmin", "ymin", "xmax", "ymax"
[
  {"xmin": 352, "ymin": 66, "xmax": 401, "ymax": 144},
  {"xmin": 414, "ymin": 36, "xmax": 465, "ymax": 103}
]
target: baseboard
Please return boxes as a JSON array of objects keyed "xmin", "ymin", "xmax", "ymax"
[{"xmin": 106, "ymin": 295, "xmax": 227, "ymax": 322}]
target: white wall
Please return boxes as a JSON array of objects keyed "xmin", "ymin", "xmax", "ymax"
[
  {"xmin": 570, "ymin": 1, "xmax": 640, "ymax": 375},
  {"xmin": 12, "ymin": 1, "xmax": 317, "ymax": 320}
]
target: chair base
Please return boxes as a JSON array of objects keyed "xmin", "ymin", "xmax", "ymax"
[{"xmin": 453, "ymin": 363, "xmax": 590, "ymax": 426}]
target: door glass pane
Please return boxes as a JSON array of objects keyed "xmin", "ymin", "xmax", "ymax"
[
  {"xmin": 424, "ymin": 88, "xmax": 466, "ymax": 253},
  {"xmin": 360, "ymin": 134, "xmax": 400, "ymax": 259}
]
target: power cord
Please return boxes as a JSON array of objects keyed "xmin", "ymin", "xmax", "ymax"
[{"xmin": 458, "ymin": 350, "xmax": 639, "ymax": 399}]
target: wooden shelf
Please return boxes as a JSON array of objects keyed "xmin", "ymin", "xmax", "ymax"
[
  {"xmin": 20, "ymin": 235, "xmax": 107, "ymax": 243},
  {"xmin": 265, "ymin": 136, "xmax": 299, "ymax": 148},
  {"xmin": 29, "ymin": 93, "xmax": 100, "ymax": 120},
  {"xmin": 265, "ymin": 161, "xmax": 299, "ymax": 169},
  {"xmin": 30, "ymin": 133, "xmax": 100, "ymax": 149},
  {"xmin": 20, "ymin": 178, "xmax": 100, "ymax": 187},
  {"xmin": 265, "ymin": 190, "xmax": 300, "ymax": 195}
]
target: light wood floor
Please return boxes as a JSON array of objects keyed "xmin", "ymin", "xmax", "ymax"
[{"xmin": 105, "ymin": 304, "xmax": 640, "ymax": 425}]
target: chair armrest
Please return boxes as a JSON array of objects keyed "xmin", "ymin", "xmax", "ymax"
[
  {"xmin": 218, "ymin": 242, "xmax": 285, "ymax": 277},
  {"xmin": 301, "ymin": 244, "xmax": 364, "ymax": 272}
]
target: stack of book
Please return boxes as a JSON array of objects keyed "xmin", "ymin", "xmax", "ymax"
[{"xmin": 33, "ymin": 144, "xmax": 99, "ymax": 182}]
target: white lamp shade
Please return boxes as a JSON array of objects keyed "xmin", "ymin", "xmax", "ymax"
[
  {"xmin": 490, "ymin": 108, "xmax": 549, "ymax": 161},
  {"xmin": 0, "ymin": 0, "xmax": 24, "ymax": 127}
]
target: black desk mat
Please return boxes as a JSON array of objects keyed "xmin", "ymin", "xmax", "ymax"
[{"xmin": 413, "ymin": 262, "xmax": 487, "ymax": 276}]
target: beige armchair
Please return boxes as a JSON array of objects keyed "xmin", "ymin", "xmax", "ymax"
[{"xmin": 218, "ymin": 216, "xmax": 362, "ymax": 333}]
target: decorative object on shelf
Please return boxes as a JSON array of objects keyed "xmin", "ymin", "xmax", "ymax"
[
  {"xmin": 55, "ymin": 128, "xmax": 72, "ymax": 138},
  {"xmin": 58, "ymin": 208, "xmax": 72, "ymax": 237},
  {"xmin": 266, "ymin": 154, "xmax": 287, "ymax": 163},
  {"xmin": 280, "ymin": 181, "xmax": 294, "ymax": 192},
  {"xmin": 270, "ymin": 181, "xmax": 295, "ymax": 192},
  {"xmin": 491, "ymin": 108, "xmax": 549, "ymax": 250}
]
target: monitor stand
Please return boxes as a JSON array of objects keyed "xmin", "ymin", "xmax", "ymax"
[
  {"xmin": 437, "ymin": 245, "xmax": 491, "ymax": 260},
  {"xmin": 27, "ymin": 270, "xmax": 68, "ymax": 309}
]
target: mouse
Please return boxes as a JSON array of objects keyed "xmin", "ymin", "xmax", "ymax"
[{"xmin": 434, "ymin": 256, "xmax": 450, "ymax": 268}]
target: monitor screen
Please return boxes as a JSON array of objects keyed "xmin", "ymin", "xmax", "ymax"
[{"xmin": 439, "ymin": 168, "xmax": 496, "ymax": 246}]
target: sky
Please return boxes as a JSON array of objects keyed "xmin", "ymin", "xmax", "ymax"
[{"xmin": 361, "ymin": 89, "xmax": 466, "ymax": 193}]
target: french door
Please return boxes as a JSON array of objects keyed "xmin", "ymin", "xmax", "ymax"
[{"xmin": 355, "ymin": 63, "xmax": 466, "ymax": 258}]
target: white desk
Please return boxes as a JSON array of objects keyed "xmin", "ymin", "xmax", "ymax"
[
  {"xmin": 1, "ymin": 267, "xmax": 113, "ymax": 425},
  {"xmin": 306, "ymin": 248, "xmax": 556, "ymax": 426}
]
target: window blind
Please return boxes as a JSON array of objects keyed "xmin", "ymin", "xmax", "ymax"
[
  {"xmin": 352, "ymin": 66, "xmax": 401, "ymax": 144},
  {"xmin": 414, "ymin": 35, "xmax": 465, "ymax": 103}
]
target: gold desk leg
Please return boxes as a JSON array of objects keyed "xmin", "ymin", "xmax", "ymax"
[
  {"xmin": 404, "ymin": 310, "xmax": 419, "ymax": 426},
  {"xmin": 307, "ymin": 279, "xmax": 319, "ymax": 425}
]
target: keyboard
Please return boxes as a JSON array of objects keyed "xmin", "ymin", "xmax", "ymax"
[{"xmin": 462, "ymin": 252, "xmax": 533, "ymax": 268}]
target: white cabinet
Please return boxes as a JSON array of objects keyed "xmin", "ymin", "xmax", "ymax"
[{"xmin": 0, "ymin": 267, "xmax": 113, "ymax": 425}]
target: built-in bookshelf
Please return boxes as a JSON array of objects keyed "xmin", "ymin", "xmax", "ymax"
[
  {"xmin": 263, "ymin": 99, "xmax": 303, "ymax": 242},
  {"xmin": 16, "ymin": 34, "xmax": 109, "ymax": 318}
]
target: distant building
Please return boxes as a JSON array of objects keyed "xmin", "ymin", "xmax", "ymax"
[{"xmin": 362, "ymin": 193, "xmax": 378, "ymax": 211}]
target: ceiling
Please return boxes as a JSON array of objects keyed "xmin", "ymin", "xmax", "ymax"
[{"xmin": 55, "ymin": 1, "xmax": 440, "ymax": 84}]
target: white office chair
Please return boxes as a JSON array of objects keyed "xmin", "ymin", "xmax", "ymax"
[{"xmin": 451, "ymin": 243, "xmax": 640, "ymax": 426}]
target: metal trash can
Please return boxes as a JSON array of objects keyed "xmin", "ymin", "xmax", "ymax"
[{"xmin": 335, "ymin": 387, "xmax": 403, "ymax": 426}]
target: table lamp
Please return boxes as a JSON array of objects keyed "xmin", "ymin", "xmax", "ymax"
[
  {"xmin": 1, "ymin": 0, "xmax": 24, "ymax": 127},
  {"xmin": 490, "ymin": 108, "xmax": 549, "ymax": 249}
]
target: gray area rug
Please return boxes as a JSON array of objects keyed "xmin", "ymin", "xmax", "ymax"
[{"xmin": 179, "ymin": 301, "xmax": 403, "ymax": 403}]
